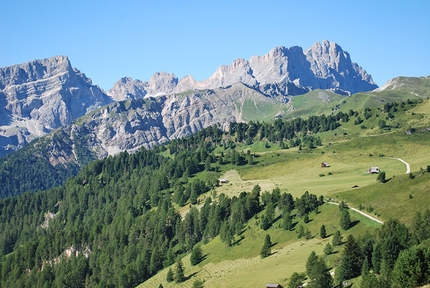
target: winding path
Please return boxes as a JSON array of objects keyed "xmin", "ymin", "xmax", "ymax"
[
  {"xmin": 391, "ymin": 157, "xmax": 411, "ymax": 174},
  {"xmin": 325, "ymin": 157, "xmax": 412, "ymax": 226},
  {"xmin": 327, "ymin": 202, "xmax": 384, "ymax": 224}
]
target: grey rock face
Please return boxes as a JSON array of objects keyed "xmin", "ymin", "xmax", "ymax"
[
  {"xmin": 45, "ymin": 84, "xmax": 283, "ymax": 165},
  {"xmin": 304, "ymin": 40, "xmax": 377, "ymax": 94},
  {"xmin": 109, "ymin": 40, "xmax": 378, "ymax": 100},
  {"xmin": 0, "ymin": 56, "xmax": 112, "ymax": 155},
  {"xmin": 0, "ymin": 40, "xmax": 378, "ymax": 157},
  {"xmin": 107, "ymin": 77, "xmax": 148, "ymax": 101}
]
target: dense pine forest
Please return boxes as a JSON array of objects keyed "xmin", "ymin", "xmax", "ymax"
[
  {"xmin": 0, "ymin": 113, "xmax": 341, "ymax": 287},
  {"xmin": 1, "ymin": 102, "xmax": 430, "ymax": 287}
]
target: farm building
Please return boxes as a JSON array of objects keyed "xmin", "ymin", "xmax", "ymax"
[
  {"xmin": 368, "ymin": 167, "xmax": 380, "ymax": 174},
  {"xmin": 218, "ymin": 178, "xmax": 229, "ymax": 184},
  {"xmin": 321, "ymin": 162, "xmax": 330, "ymax": 167},
  {"xmin": 266, "ymin": 284, "xmax": 283, "ymax": 288}
]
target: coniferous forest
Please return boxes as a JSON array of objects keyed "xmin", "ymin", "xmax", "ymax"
[{"xmin": 1, "ymin": 107, "xmax": 430, "ymax": 287}]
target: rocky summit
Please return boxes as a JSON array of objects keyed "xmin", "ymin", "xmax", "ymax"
[
  {"xmin": 0, "ymin": 56, "xmax": 112, "ymax": 155},
  {"xmin": 108, "ymin": 40, "xmax": 378, "ymax": 100},
  {"xmin": 0, "ymin": 40, "xmax": 378, "ymax": 157}
]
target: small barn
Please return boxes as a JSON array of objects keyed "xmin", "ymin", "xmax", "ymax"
[
  {"xmin": 368, "ymin": 167, "xmax": 380, "ymax": 174},
  {"xmin": 266, "ymin": 284, "xmax": 283, "ymax": 288},
  {"xmin": 321, "ymin": 162, "xmax": 330, "ymax": 167},
  {"xmin": 218, "ymin": 179, "xmax": 229, "ymax": 184}
]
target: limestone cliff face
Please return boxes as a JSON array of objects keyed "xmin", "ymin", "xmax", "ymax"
[
  {"xmin": 0, "ymin": 56, "xmax": 112, "ymax": 155},
  {"xmin": 109, "ymin": 40, "xmax": 378, "ymax": 101},
  {"xmin": 304, "ymin": 40, "xmax": 377, "ymax": 94},
  {"xmin": 0, "ymin": 40, "xmax": 378, "ymax": 157},
  {"xmin": 42, "ymin": 84, "xmax": 284, "ymax": 166}
]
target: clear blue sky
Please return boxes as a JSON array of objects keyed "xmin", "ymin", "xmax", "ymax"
[{"xmin": 1, "ymin": 1, "xmax": 429, "ymax": 90}]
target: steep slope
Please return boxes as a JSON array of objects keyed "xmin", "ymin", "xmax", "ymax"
[
  {"xmin": 0, "ymin": 84, "xmax": 286, "ymax": 196},
  {"xmin": 39, "ymin": 83, "xmax": 286, "ymax": 157},
  {"xmin": 108, "ymin": 40, "xmax": 378, "ymax": 101},
  {"xmin": 0, "ymin": 56, "xmax": 113, "ymax": 155},
  {"xmin": 1, "ymin": 76, "xmax": 427, "ymax": 197}
]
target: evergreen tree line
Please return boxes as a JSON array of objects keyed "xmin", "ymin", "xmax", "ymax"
[
  {"xmin": 0, "ymin": 125, "xmax": 323, "ymax": 288},
  {"xmin": 0, "ymin": 110, "xmax": 345, "ymax": 198},
  {"xmin": 296, "ymin": 209, "xmax": 430, "ymax": 288},
  {"xmin": 0, "ymin": 97, "xmax": 422, "ymax": 199}
]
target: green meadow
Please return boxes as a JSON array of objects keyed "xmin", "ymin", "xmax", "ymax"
[{"xmin": 139, "ymin": 85, "xmax": 430, "ymax": 288}]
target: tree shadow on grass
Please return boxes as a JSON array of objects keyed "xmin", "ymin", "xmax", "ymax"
[
  {"xmin": 185, "ymin": 271, "xmax": 198, "ymax": 281},
  {"xmin": 290, "ymin": 222, "xmax": 298, "ymax": 230},
  {"xmin": 232, "ymin": 235, "xmax": 245, "ymax": 246},
  {"xmin": 200, "ymin": 253, "xmax": 209, "ymax": 262},
  {"xmin": 349, "ymin": 220, "xmax": 360, "ymax": 229}
]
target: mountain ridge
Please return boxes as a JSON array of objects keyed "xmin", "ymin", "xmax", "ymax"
[{"xmin": 107, "ymin": 40, "xmax": 378, "ymax": 101}]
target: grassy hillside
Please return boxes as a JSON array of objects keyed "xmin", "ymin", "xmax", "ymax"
[
  {"xmin": 138, "ymin": 203, "xmax": 380, "ymax": 288},
  {"xmin": 2, "ymin": 77, "xmax": 430, "ymax": 288},
  {"xmin": 138, "ymin": 98, "xmax": 430, "ymax": 287}
]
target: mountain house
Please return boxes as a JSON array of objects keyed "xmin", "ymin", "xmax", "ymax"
[
  {"xmin": 368, "ymin": 167, "xmax": 380, "ymax": 174},
  {"xmin": 266, "ymin": 284, "xmax": 283, "ymax": 288},
  {"xmin": 321, "ymin": 162, "xmax": 330, "ymax": 167}
]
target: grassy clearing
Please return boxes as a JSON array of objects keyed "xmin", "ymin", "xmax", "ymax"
[{"xmin": 331, "ymin": 171, "xmax": 430, "ymax": 226}]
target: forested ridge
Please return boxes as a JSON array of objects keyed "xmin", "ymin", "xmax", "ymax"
[
  {"xmin": 0, "ymin": 112, "xmax": 345, "ymax": 198},
  {"xmin": 0, "ymin": 98, "xmax": 421, "ymax": 198},
  {"xmin": 0, "ymin": 113, "xmax": 342, "ymax": 287}
]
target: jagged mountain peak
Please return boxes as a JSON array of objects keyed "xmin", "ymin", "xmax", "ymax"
[
  {"xmin": 108, "ymin": 40, "xmax": 377, "ymax": 100},
  {"xmin": 0, "ymin": 41, "xmax": 379, "ymax": 156},
  {"xmin": 0, "ymin": 56, "xmax": 112, "ymax": 155},
  {"xmin": 0, "ymin": 55, "xmax": 72, "ymax": 88},
  {"xmin": 147, "ymin": 71, "xmax": 178, "ymax": 95}
]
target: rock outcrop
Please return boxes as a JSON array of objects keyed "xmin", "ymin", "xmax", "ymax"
[
  {"xmin": 0, "ymin": 56, "xmax": 112, "ymax": 155},
  {"xmin": 59, "ymin": 84, "xmax": 284, "ymax": 162}
]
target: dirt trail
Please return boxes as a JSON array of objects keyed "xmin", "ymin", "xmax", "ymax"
[
  {"xmin": 393, "ymin": 157, "xmax": 411, "ymax": 174},
  {"xmin": 327, "ymin": 202, "xmax": 384, "ymax": 224}
]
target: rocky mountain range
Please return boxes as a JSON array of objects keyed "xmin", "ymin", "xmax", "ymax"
[
  {"xmin": 108, "ymin": 40, "xmax": 377, "ymax": 100},
  {"xmin": 0, "ymin": 40, "xmax": 378, "ymax": 157}
]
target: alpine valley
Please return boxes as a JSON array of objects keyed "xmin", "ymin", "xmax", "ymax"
[
  {"xmin": 0, "ymin": 40, "xmax": 379, "ymax": 196},
  {"xmin": 1, "ymin": 40, "xmax": 430, "ymax": 288}
]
